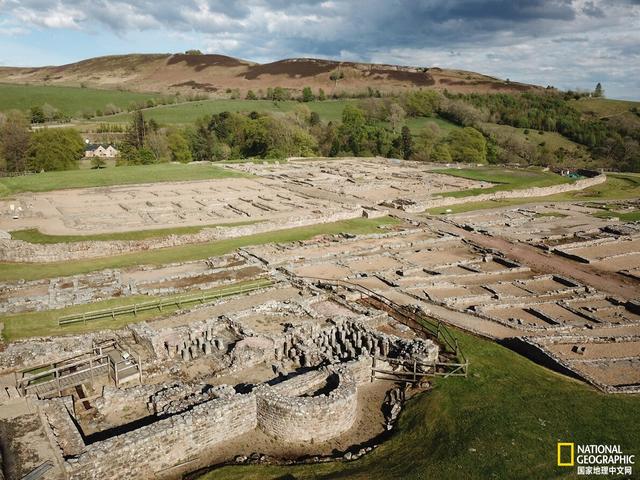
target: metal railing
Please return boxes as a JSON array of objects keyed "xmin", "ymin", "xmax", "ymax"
[{"xmin": 58, "ymin": 278, "xmax": 271, "ymax": 326}]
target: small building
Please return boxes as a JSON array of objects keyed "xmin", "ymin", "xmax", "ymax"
[{"xmin": 85, "ymin": 144, "xmax": 119, "ymax": 158}]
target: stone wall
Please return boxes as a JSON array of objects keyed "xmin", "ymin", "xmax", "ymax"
[
  {"xmin": 66, "ymin": 393, "xmax": 257, "ymax": 480},
  {"xmin": 42, "ymin": 398, "xmax": 86, "ymax": 458},
  {"xmin": 63, "ymin": 366, "xmax": 366, "ymax": 478},
  {"xmin": 402, "ymin": 174, "xmax": 607, "ymax": 212},
  {"xmin": 255, "ymin": 368, "xmax": 358, "ymax": 443},
  {"xmin": 0, "ymin": 207, "xmax": 366, "ymax": 263}
]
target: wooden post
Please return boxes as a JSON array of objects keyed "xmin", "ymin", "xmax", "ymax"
[
  {"xmin": 371, "ymin": 357, "xmax": 376, "ymax": 383},
  {"xmin": 56, "ymin": 369, "xmax": 61, "ymax": 397},
  {"xmin": 413, "ymin": 358, "xmax": 417, "ymax": 384},
  {"xmin": 89, "ymin": 357, "xmax": 94, "ymax": 385}
]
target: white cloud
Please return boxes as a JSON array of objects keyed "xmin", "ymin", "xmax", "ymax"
[{"xmin": 0, "ymin": 0, "xmax": 637, "ymax": 98}]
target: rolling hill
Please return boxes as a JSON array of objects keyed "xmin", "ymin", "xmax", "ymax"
[{"xmin": 0, "ymin": 53, "xmax": 542, "ymax": 97}]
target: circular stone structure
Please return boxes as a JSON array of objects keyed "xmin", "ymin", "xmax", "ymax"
[{"xmin": 256, "ymin": 369, "xmax": 358, "ymax": 443}]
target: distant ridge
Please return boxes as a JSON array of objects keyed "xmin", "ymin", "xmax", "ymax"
[{"xmin": 0, "ymin": 53, "xmax": 541, "ymax": 96}]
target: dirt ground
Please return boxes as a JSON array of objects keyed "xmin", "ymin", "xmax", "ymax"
[
  {"xmin": 430, "ymin": 219, "xmax": 640, "ymax": 299},
  {"xmin": 0, "ymin": 402, "xmax": 65, "ymax": 480},
  {"xmin": 0, "ymin": 176, "xmax": 348, "ymax": 235}
]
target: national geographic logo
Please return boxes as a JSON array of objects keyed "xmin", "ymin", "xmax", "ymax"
[
  {"xmin": 557, "ymin": 442, "xmax": 635, "ymax": 476},
  {"xmin": 558, "ymin": 443, "xmax": 575, "ymax": 467}
]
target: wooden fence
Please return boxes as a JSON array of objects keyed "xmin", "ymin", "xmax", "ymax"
[{"xmin": 58, "ymin": 278, "xmax": 271, "ymax": 326}]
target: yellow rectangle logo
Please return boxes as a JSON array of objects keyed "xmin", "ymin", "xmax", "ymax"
[{"xmin": 557, "ymin": 442, "xmax": 575, "ymax": 467}]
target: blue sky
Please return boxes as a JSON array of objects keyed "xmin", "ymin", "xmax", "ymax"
[{"xmin": 0, "ymin": 0, "xmax": 638, "ymax": 99}]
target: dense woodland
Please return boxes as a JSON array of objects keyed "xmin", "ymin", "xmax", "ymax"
[{"xmin": 0, "ymin": 87, "xmax": 638, "ymax": 172}]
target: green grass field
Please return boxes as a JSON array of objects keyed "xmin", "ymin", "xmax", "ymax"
[
  {"xmin": 0, "ymin": 163, "xmax": 245, "ymax": 197},
  {"xmin": 481, "ymin": 122, "xmax": 583, "ymax": 152},
  {"xmin": 95, "ymin": 99, "xmax": 356, "ymax": 125},
  {"xmin": 196, "ymin": 328, "xmax": 639, "ymax": 480},
  {"xmin": 0, "ymin": 83, "xmax": 172, "ymax": 117},
  {"xmin": 0, "ymin": 216, "xmax": 400, "ymax": 282},
  {"xmin": 437, "ymin": 167, "xmax": 572, "ymax": 198},
  {"xmin": 428, "ymin": 173, "xmax": 640, "ymax": 214},
  {"xmin": 593, "ymin": 210, "xmax": 640, "ymax": 222},
  {"xmin": 93, "ymin": 98, "xmax": 459, "ymax": 135},
  {"xmin": 1, "ymin": 278, "xmax": 271, "ymax": 341},
  {"xmin": 10, "ymin": 220, "xmax": 261, "ymax": 244}
]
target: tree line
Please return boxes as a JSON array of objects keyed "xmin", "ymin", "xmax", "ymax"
[
  {"xmin": 0, "ymin": 111, "xmax": 84, "ymax": 172},
  {"xmin": 2, "ymin": 86, "xmax": 637, "ymax": 173},
  {"xmin": 113, "ymin": 99, "xmax": 488, "ymax": 167},
  {"xmin": 449, "ymin": 91, "xmax": 639, "ymax": 171}
]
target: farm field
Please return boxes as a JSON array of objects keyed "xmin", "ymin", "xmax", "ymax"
[
  {"xmin": 569, "ymin": 97, "xmax": 640, "ymax": 117},
  {"xmin": 95, "ymin": 99, "xmax": 357, "ymax": 124},
  {"xmin": 92, "ymin": 98, "xmax": 461, "ymax": 135},
  {"xmin": 0, "ymin": 83, "xmax": 173, "ymax": 117}
]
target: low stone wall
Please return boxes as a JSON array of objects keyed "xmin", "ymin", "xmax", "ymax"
[
  {"xmin": 413, "ymin": 174, "xmax": 607, "ymax": 212},
  {"xmin": 255, "ymin": 368, "xmax": 358, "ymax": 443},
  {"xmin": 0, "ymin": 207, "xmax": 366, "ymax": 263},
  {"xmin": 42, "ymin": 398, "xmax": 86, "ymax": 457},
  {"xmin": 66, "ymin": 393, "xmax": 257, "ymax": 480},
  {"xmin": 63, "ymin": 366, "xmax": 366, "ymax": 478}
]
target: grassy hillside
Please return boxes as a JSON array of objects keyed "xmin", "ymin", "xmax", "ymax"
[
  {"xmin": 0, "ymin": 54, "xmax": 540, "ymax": 97},
  {"xmin": 569, "ymin": 97, "xmax": 640, "ymax": 118},
  {"xmin": 92, "ymin": 98, "xmax": 461, "ymax": 135},
  {"xmin": 0, "ymin": 163, "xmax": 244, "ymax": 197},
  {"xmin": 437, "ymin": 167, "xmax": 572, "ymax": 198},
  {"xmin": 196, "ymin": 328, "xmax": 640, "ymax": 480},
  {"xmin": 0, "ymin": 83, "xmax": 172, "ymax": 117},
  {"xmin": 569, "ymin": 98, "xmax": 640, "ymax": 134},
  {"xmin": 481, "ymin": 123, "xmax": 583, "ymax": 152}
]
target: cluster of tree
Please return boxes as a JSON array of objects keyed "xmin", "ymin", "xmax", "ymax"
[
  {"xmin": 30, "ymin": 104, "xmax": 64, "ymax": 123},
  {"xmin": 411, "ymin": 123, "xmax": 487, "ymax": 164},
  {"xmin": 448, "ymin": 91, "xmax": 639, "ymax": 171},
  {"xmin": 0, "ymin": 110, "xmax": 84, "ymax": 172},
  {"xmin": 115, "ymin": 105, "xmax": 455, "ymax": 164}
]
